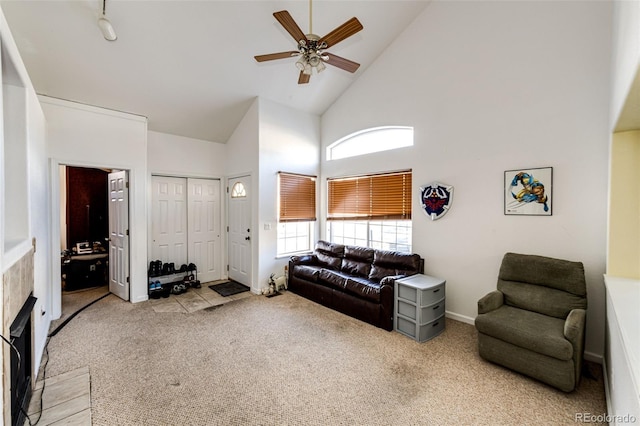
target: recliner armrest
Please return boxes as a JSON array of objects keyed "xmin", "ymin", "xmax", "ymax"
[
  {"xmin": 564, "ymin": 308, "xmax": 586, "ymax": 343},
  {"xmin": 477, "ymin": 290, "xmax": 504, "ymax": 314}
]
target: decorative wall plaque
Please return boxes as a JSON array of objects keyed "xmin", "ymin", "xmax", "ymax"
[{"xmin": 420, "ymin": 182, "xmax": 453, "ymax": 220}]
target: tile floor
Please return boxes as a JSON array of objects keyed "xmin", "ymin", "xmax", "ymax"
[
  {"xmin": 26, "ymin": 366, "xmax": 91, "ymax": 425},
  {"xmin": 27, "ymin": 280, "xmax": 254, "ymax": 425},
  {"xmin": 148, "ymin": 279, "xmax": 254, "ymax": 313}
]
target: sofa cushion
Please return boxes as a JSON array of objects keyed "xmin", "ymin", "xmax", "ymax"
[
  {"xmin": 340, "ymin": 246, "xmax": 374, "ymax": 278},
  {"xmin": 293, "ymin": 265, "xmax": 321, "ymax": 283},
  {"xmin": 499, "ymin": 252, "xmax": 586, "ymax": 297},
  {"xmin": 344, "ymin": 276, "xmax": 381, "ymax": 303},
  {"xmin": 368, "ymin": 251, "xmax": 421, "ymax": 282},
  {"xmin": 318, "ymin": 269, "xmax": 350, "ymax": 290},
  {"xmin": 498, "ymin": 280, "xmax": 587, "ymax": 319},
  {"xmin": 316, "ymin": 240, "xmax": 345, "ymax": 256},
  {"xmin": 475, "ymin": 305, "xmax": 573, "ymax": 361},
  {"xmin": 345, "ymin": 245, "xmax": 375, "ymax": 262},
  {"xmin": 317, "ymin": 253, "xmax": 342, "ymax": 270},
  {"xmin": 315, "ymin": 240, "xmax": 344, "ymax": 270},
  {"xmin": 368, "ymin": 265, "xmax": 397, "ymax": 283},
  {"xmin": 341, "ymin": 259, "xmax": 372, "ymax": 278}
]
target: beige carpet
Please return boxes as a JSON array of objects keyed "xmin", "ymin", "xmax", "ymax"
[{"xmin": 41, "ymin": 291, "xmax": 606, "ymax": 425}]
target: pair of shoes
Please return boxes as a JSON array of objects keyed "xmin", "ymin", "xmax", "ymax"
[
  {"xmin": 183, "ymin": 275, "xmax": 201, "ymax": 289},
  {"xmin": 179, "ymin": 264, "xmax": 188, "ymax": 273},
  {"xmin": 188, "ymin": 263, "xmax": 197, "ymax": 271},
  {"xmin": 149, "ymin": 281, "xmax": 162, "ymax": 291},
  {"xmin": 171, "ymin": 282, "xmax": 187, "ymax": 295},
  {"xmin": 148, "ymin": 260, "xmax": 163, "ymax": 277},
  {"xmin": 162, "ymin": 262, "xmax": 176, "ymax": 275}
]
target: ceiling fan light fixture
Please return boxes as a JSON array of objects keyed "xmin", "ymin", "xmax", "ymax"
[
  {"xmin": 295, "ymin": 56, "xmax": 306, "ymax": 71},
  {"xmin": 98, "ymin": 0, "xmax": 117, "ymax": 41},
  {"xmin": 316, "ymin": 60, "xmax": 326, "ymax": 73},
  {"xmin": 98, "ymin": 16, "xmax": 117, "ymax": 41},
  {"xmin": 303, "ymin": 62, "xmax": 313, "ymax": 75}
]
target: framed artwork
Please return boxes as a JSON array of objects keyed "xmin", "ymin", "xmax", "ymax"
[{"xmin": 504, "ymin": 167, "xmax": 552, "ymax": 216}]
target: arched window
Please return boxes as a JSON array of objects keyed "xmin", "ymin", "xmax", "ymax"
[
  {"xmin": 327, "ymin": 126, "xmax": 414, "ymax": 161},
  {"xmin": 230, "ymin": 182, "xmax": 246, "ymax": 198}
]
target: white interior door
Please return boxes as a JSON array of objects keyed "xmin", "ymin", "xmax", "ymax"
[
  {"xmin": 228, "ymin": 176, "xmax": 252, "ymax": 286},
  {"xmin": 188, "ymin": 178, "xmax": 222, "ymax": 283},
  {"xmin": 108, "ymin": 170, "xmax": 129, "ymax": 300},
  {"xmin": 151, "ymin": 176, "xmax": 188, "ymax": 266}
]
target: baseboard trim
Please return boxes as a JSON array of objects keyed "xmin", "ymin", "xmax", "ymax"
[
  {"xmin": 584, "ymin": 351, "xmax": 603, "ymax": 364},
  {"xmin": 602, "ymin": 357, "xmax": 613, "ymax": 421},
  {"xmin": 445, "ymin": 311, "xmax": 475, "ymax": 325}
]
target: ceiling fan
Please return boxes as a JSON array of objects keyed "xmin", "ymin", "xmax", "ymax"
[{"xmin": 254, "ymin": 0, "xmax": 363, "ymax": 84}]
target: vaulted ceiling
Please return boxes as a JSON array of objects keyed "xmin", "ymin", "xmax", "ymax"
[{"xmin": 1, "ymin": 1, "xmax": 430, "ymax": 142}]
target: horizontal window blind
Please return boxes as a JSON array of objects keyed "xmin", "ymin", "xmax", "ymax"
[
  {"xmin": 278, "ymin": 172, "xmax": 317, "ymax": 222},
  {"xmin": 327, "ymin": 170, "xmax": 412, "ymax": 220}
]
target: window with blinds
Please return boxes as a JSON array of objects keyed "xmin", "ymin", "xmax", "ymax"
[
  {"xmin": 278, "ymin": 172, "xmax": 317, "ymax": 222},
  {"xmin": 327, "ymin": 170, "xmax": 412, "ymax": 220}
]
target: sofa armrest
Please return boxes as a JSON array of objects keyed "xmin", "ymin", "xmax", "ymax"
[
  {"xmin": 380, "ymin": 274, "xmax": 406, "ymax": 287},
  {"xmin": 477, "ymin": 290, "xmax": 504, "ymax": 314},
  {"xmin": 564, "ymin": 308, "xmax": 586, "ymax": 343},
  {"xmin": 290, "ymin": 254, "xmax": 318, "ymax": 266}
]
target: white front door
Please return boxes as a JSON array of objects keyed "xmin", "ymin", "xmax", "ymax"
[
  {"xmin": 108, "ymin": 170, "xmax": 129, "ymax": 301},
  {"xmin": 151, "ymin": 176, "xmax": 188, "ymax": 266},
  {"xmin": 228, "ymin": 176, "xmax": 252, "ymax": 286},
  {"xmin": 188, "ymin": 178, "xmax": 222, "ymax": 283}
]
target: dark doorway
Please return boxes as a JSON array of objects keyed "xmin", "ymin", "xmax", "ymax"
[
  {"xmin": 61, "ymin": 166, "xmax": 110, "ymax": 292},
  {"xmin": 66, "ymin": 166, "xmax": 109, "ymax": 248}
]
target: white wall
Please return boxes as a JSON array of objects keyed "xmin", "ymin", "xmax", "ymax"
[
  {"xmin": 321, "ymin": 0, "xmax": 611, "ymax": 359},
  {"xmin": 226, "ymin": 98, "xmax": 259, "ymax": 291},
  {"xmin": 257, "ymin": 98, "xmax": 320, "ymax": 291},
  {"xmin": 0, "ymin": 6, "xmax": 50, "ymax": 417},
  {"xmin": 610, "ymin": 0, "xmax": 640, "ymax": 129},
  {"xmin": 27, "ymin": 89, "xmax": 50, "ymax": 376},
  {"xmin": 41, "ymin": 96, "xmax": 149, "ymax": 309},
  {"xmin": 225, "ymin": 98, "xmax": 320, "ymax": 293},
  {"xmin": 147, "ymin": 130, "xmax": 226, "ymax": 177}
]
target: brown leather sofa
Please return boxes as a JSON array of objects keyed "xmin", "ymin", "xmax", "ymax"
[{"xmin": 288, "ymin": 240, "xmax": 423, "ymax": 331}]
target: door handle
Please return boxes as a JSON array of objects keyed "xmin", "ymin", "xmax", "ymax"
[{"xmin": 245, "ymin": 236, "xmax": 251, "ymax": 241}]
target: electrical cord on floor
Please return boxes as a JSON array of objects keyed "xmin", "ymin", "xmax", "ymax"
[
  {"xmin": 25, "ymin": 337, "xmax": 49, "ymax": 426},
  {"xmin": 0, "ymin": 332, "xmax": 35, "ymax": 425},
  {"xmin": 49, "ymin": 292, "xmax": 111, "ymax": 337},
  {"xmin": 5, "ymin": 291, "xmax": 112, "ymax": 425}
]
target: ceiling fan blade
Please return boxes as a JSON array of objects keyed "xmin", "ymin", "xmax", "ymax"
[
  {"xmin": 254, "ymin": 51, "xmax": 300, "ymax": 62},
  {"xmin": 324, "ymin": 53, "xmax": 360, "ymax": 73},
  {"xmin": 298, "ymin": 72, "xmax": 311, "ymax": 84},
  {"xmin": 318, "ymin": 17, "xmax": 363, "ymax": 48},
  {"xmin": 273, "ymin": 10, "xmax": 307, "ymax": 44}
]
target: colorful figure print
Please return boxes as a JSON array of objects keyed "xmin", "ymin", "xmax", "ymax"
[{"xmin": 508, "ymin": 172, "xmax": 549, "ymax": 212}]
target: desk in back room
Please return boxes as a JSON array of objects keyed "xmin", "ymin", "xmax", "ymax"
[{"xmin": 63, "ymin": 253, "xmax": 109, "ymax": 291}]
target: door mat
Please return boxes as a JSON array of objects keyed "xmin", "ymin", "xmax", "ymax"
[{"xmin": 209, "ymin": 281, "xmax": 250, "ymax": 297}]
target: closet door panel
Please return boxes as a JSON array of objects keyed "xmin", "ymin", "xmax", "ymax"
[
  {"xmin": 151, "ymin": 176, "xmax": 188, "ymax": 266},
  {"xmin": 188, "ymin": 178, "xmax": 222, "ymax": 283}
]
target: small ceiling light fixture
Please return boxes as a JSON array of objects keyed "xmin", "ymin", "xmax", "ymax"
[{"xmin": 98, "ymin": 0, "xmax": 117, "ymax": 41}]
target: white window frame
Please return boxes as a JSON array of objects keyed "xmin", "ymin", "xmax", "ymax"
[
  {"xmin": 277, "ymin": 221, "xmax": 314, "ymax": 256},
  {"xmin": 327, "ymin": 126, "xmax": 414, "ymax": 161},
  {"xmin": 327, "ymin": 220, "xmax": 412, "ymax": 253}
]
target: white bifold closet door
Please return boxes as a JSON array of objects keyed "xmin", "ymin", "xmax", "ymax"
[
  {"xmin": 187, "ymin": 178, "xmax": 222, "ymax": 284},
  {"xmin": 151, "ymin": 176, "xmax": 222, "ymax": 284}
]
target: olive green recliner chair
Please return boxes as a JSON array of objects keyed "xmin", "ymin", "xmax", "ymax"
[{"xmin": 475, "ymin": 252, "xmax": 587, "ymax": 392}]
